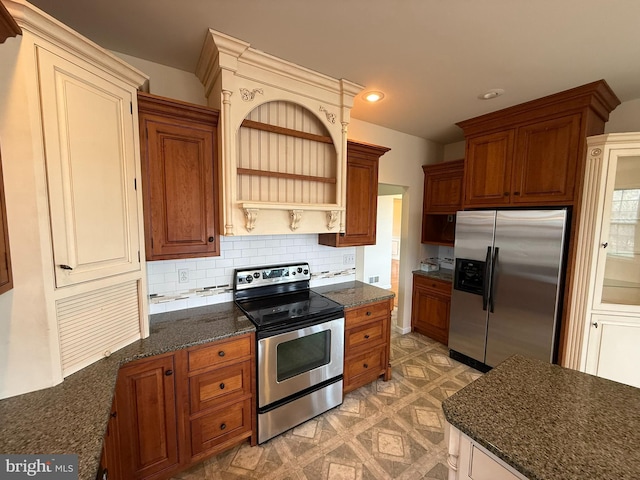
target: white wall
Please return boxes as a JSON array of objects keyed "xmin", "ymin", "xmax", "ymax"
[
  {"xmin": 113, "ymin": 51, "xmax": 207, "ymax": 106},
  {"xmin": 606, "ymin": 99, "xmax": 640, "ymax": 134}
]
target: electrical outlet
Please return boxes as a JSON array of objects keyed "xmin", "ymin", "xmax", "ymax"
[
  {"xmin": 343, "ymin": 254, "xmax": 355, "ymax": 265},
  {"xmin": 178, "ymin": 268, "xmax": 189, "ymax": 284}
]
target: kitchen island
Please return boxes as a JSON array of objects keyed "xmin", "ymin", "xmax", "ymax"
[
  {"xmin": 442, "ymin": 355, "xmax": 640, "ymax": 480},
  {"xmin": 0, "ymin": 280, "xmax": 393, "ymax": 480}
]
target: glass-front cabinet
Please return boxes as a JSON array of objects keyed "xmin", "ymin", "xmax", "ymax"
[
  {"xmin": 594, "ymin": 151, "xmax": 640, "ymax": 307},
  {"xmin": 574, "ymin": 133, "xmax": 640, "ymax": 388}
]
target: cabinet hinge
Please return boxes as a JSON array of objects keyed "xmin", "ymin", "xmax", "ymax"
[
  {"xmin": 130, "ymin": 101, "xmax": 133, "ymax": 114},
  {"xmin": 138, "ymin": 250, "xmax": 140, "ymax": 262},
  {"xmin": 134, "ymin": 178, "xmax": 137, "ymax": 190}
]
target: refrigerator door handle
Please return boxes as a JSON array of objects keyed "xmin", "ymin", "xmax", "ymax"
[
  {"xmin": 489, "ymin": 247, "xmax": 499, "ymax": 313},
  {"xmin": 482, "ymin": 246, "xmax": 491, "ymax": 311}
]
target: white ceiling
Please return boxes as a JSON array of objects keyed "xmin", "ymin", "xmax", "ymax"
[{"xmin": 27, "ymin": 0, "xmax": 640, "ymax": 144}]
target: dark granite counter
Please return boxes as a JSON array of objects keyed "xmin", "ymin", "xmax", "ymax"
[
  {"xmin": 313, "ymin": 280, "xmax": 395, "ymax": 307},
  {"xmin": 442, "ymin": 355, "xmax": 640, "ymax": 480},
  {"xmin": 412, "ymin": 268, "xmax": 453, "ymax": 283},
  {"xmin": 0, "ymin": 301, "xmax": 254, "ymax": 480}
]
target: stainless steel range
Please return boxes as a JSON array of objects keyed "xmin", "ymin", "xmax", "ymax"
[{"xmin": 234, "ymin": 263, "xmax": 345, "ymax": 444}]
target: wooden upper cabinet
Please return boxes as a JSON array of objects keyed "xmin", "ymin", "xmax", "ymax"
[
  {"xmin": 0, "ymin": 148, "xmax": 12, "ymax": 295},
  {"xmin": 318, "ymin": 140, "xmax": 390, "ymax": 247},
  {"xmin": 423, "ymin": 159, "xmax": 464, "ymax": 213},
  {"xmin": 0, "ymin": 0, "xmax": 21, "ymax": 44},
  {"xmin": 138, "ymin": 92, "xmax": 220, "ymax": 261},
  {"xmin": 458, "ymin": 80, "xmax": 621, "ymax": 209},
  {"xmin": 464, "ymin": 130, "xmax": 514, "ymax": 206},
  {"xmin": 512, "ymin": 114, "xmax": 581, "ymax": 204}
]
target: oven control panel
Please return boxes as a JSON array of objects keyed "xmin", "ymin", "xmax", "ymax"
[{"xmin": 234, "ymin": 263, "xmax": 311, "ymax": 289}]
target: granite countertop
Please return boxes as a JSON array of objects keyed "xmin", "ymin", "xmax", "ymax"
[
  {"xmin": 0, "ymin": 280, "xmax": 393, "ymax": 480},
  {"xmin": 412, "ymin": 268, "xmax": 453, "ymax": 283},
  {"xmin": 0, "ymin": 301, "xmax": 254, "ymax": 480},
  {"xmin": 442, "ymin": 355, "xmax": 640, "ymax": 480},
  {"xmin": 313, "ymin": 280, "xmax": 395, "ymax": 307}
]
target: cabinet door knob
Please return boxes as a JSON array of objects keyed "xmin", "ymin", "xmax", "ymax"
[
  {"xmin": 364, "ymin": 334, "xmax": 370, "ymax": 339},
  {"xmin": 602, "ymin": 242, "xmax": 608, "ymax": 249},
  {"xmin": 363, "ymin": 363, "xmax": 369, "ymax": 368},
  {"xmin": 220, "ymin": 423, "xmax": 226, "ymax": 430},
  {"xmin": 366, "ymin": 311, "xmax": 372, "ymax": 316},
  {"xmin": 218, "ymin": 350, "xmax": 225, "ymax": 357},
  {"xmin": 165, "ymin": 369, "xmax": 173, "ymax": 376},
  {"xmin": 219, "ymin": 382, "xmax": 225, "ymax": 390},
  {"xmin": 110, "ymin": 411, "xmax": 117, "ymax": 418},
  {"xmin": 208, "ymin": 236, "xmax": 214, "ymax": 243},
  {"xmin": 592, "ymin": 322, "xmax": 598, "ymax": 328}
]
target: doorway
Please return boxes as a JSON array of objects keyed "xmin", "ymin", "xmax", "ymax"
[{"xmin": 361, "ymin": 184, "xmax": 404, "ymax": 308}]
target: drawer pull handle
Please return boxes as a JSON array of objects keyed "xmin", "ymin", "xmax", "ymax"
[
  {"xmin": 218, "ymin": 351, "xmax": 225, "ymax": 357},
  {"xmin": 165, "ymin": 369, "xmax": 173, "ymax": 376},
  {"xmin": 219, "ymin": 382, "xmax": 225, "ymax": 389},
  {"xmin": 208, "ymin": 236, "xmax": 214, "ymax": 242},
  {"xmin": 364, "ymin": 334, "xmax": 370, "ymax": 339},
  {"xmin": 220, "ymin": 423, "xmax": 226, "ymax": 430},
  {"xmin": 363, "ymin": 363, "xmax": 369, "ymax": 368},
  {"xmin": 366, "ymin": 311, "xmax": 372, "ymax": 316}
]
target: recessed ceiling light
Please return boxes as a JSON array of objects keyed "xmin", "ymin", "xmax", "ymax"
[
  {"xmin": 478, "ymin": 89, "xmax": 505, "ymax": 100},
  {"xmin": 363, "ymin": 91, "xmax": 385, "ymax": 103}
]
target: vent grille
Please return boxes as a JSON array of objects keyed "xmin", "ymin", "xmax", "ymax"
[{"xmin": 57, "ymin": 280, "xmax": 141, "ymax": 376}]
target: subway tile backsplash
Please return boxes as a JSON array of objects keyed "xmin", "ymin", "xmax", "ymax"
[{"xmin": 147, "ymin": 234, "xmax": 356, "ymax": 314}]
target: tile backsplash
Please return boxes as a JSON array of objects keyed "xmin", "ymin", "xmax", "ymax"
[{"xmin": 147, "ymin": 234, "xmax": 356, "ymax": 314}]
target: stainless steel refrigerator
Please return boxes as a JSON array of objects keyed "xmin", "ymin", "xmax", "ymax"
[{"xmin": 449, "ymin": 209, "xmax": 568, "ymax": 369}]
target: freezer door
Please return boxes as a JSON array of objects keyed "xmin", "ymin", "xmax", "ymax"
[
  {"xmin": 485, "ymin": 209, "xmax": 567, "ymax": 367},
  {"xmin": 449, "ymin": 210, "xmax": 496, "ymax": 363}
]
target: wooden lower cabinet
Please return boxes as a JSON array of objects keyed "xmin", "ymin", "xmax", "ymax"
[
  {"xmin": 343, "ymin": 298, "xmax": 393, "ymax": 393},
  {"xmin": 411, "ymin": 274, "xmax": 452, "ymax": 345},
  {"xmin": 114, "ymin": 353, "xmax": 180, "ymax": 480},
  {"xmin": 185, "ymin": 335, "xmax": 255, "ymax": 464},
  {"xmin": 104, "ymin": 333, "xmax": 256, "ymax": 480}
]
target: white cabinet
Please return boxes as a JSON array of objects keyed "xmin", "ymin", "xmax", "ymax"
[
  {"xmin": 3, "ymin": 0, "xmax": 149, "ymax": 384},
  {"xmin": 585, "ymin": 314, "xmax": 640, "ymax": 387},
  {"xmin": 565, "ymin": 133, "xmax": 640, "ymax": 387},
  {"xmin": 37, "ymin": 46, "xmax": 141, "ymax": 288},
  {"xmin": 446, "ymin": 422, "xmax": 528, "ymax": 480}
]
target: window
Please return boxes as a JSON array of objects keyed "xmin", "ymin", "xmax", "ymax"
[{"xmin": 609, "ymin": 188, "xmax": 640, "ymax": 257}]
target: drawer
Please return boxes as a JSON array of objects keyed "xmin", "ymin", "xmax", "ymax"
[
  {"xmin": 345, "ymin": 300, "xmax": 390, "ymax": 328},
  {"xmin": 190, "ymin": 398, "xmax": 252, "ymax": 456},
  {"xmin": 415, "ymin": 275, "xmax": 452, "ymax": 296},
  {"xmin": 188, "ymin": 334, "xmax": 252, "ymax": 372},
  {"xmin": 345, "ymin": 344, "xmax": 386, "ymax": 381},
  {"xmin": 345, "ymin": 317, "xmax": 388, "ymax": 351},
  {"xmin": 190, "ymin": 361, "xmax": 251, "ymax": 414}
]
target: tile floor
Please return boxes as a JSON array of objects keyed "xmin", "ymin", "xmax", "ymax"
[{"xmin": 171, "ymin": 322, "xmax": 482, "ymax": 480}]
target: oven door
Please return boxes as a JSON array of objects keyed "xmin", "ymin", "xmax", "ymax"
[{"xmin": 257, "ymin": 317, "xmax": 344, "ymax": 408}]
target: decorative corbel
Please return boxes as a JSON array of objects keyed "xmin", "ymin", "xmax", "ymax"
[
  {"xmin": 240, "ymin": 88, "xmax": 263, "ymax": 101},
  {"xmin": 319, "ymin": 106, "xmax": 336, "ymax": 124},
  {"xmin": 243, "ymin": 208, "xmax": 259, "ymax": 232},
  {"xmin": 289, "ymin": 210, "xmax": 303, "ymax": 231},
  {"xmin": 326, "ymin": 210, "xmax": 339, "ymax": 230}
]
